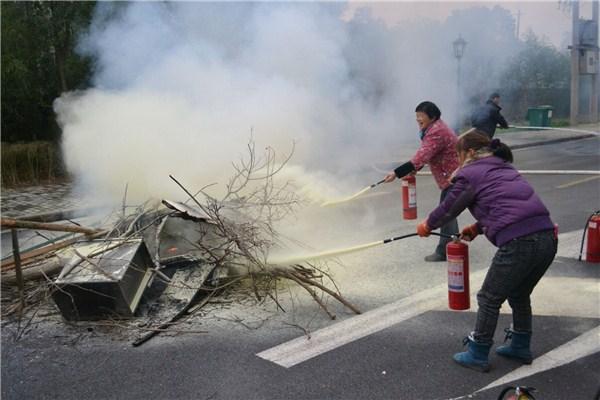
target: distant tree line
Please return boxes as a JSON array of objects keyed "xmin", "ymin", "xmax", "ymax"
[
  {"xmin": 499, "ymin": 32, "xmax": 571, "ymax": 121},
  {"xmin": 1, "ymin": 1, "xmax": 96, "ymax": 143},
  {"xmin": 1, "ymin": 2, "xmax": 573, "ymax": 145}
]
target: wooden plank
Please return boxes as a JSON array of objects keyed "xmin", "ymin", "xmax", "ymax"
[
  {"xmin": 1, "ymin": 218, "xmax": 101, "ymax": 235},
  {"xmin": 1, "ymin": 230, "xmax": 107, "ymax": 270}
]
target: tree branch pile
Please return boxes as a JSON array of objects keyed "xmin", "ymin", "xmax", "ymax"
[
  {"xmin": 1, "ymin": 139, "xmax": 359, "ymax": 334},
  {"xmin": 168, "ymin": 139, "xmax": 361, "ymax": 319}
]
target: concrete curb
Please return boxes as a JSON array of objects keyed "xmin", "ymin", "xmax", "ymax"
[
  {"xmin": 373, "ymin": 133, "xmax": 598, "ymax": 174},
  {"xmin": 507, "ymin": 133, "xmax": 597, "ymax": 150}
]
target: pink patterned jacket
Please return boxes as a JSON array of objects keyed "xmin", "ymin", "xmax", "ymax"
[{"xmin": 410, "ymin": 119, "xmax": 459, "ymax": 190}]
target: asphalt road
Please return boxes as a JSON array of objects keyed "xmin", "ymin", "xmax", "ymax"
[{"xmin": 2, "ymin": 136, "xmax": 599, "ymax": 400}]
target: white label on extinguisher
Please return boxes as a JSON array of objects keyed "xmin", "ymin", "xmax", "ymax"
[
  {"xmin": 590, "ymin": 222, "xmax": 597, "ymax": 229},
  {"xmin": 408, "ymin": 187, "xmax": 417, "ymax": 208},
  {"xmin": 447, "ymin": 256, "xmax": 465, "ymax": 293}
]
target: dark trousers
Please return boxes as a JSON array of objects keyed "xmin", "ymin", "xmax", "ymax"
[
  {"xmin": 435, "ymin": 186, "xmax": 459, "ymax": 257},
  {"xmin": 473, "ymin": 230, "xmax": 557, "ymax": 344}
]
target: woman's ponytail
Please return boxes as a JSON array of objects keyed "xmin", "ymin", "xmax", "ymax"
[
  {"xmin": 457, "ymin": 130, "xmax": 514, "ymax": 163},
  {"xmin": 489, "ymin": 138, "xmax": 513, "ymax": 163}
]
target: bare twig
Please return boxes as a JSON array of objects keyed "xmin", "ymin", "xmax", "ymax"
[
  {"xmin": 122, "ymin": 182, "xmax": 129, "ymax": 218},
  {"xmin": 284, "ymin": 272, "xmax": 336, "ymax": 320}
]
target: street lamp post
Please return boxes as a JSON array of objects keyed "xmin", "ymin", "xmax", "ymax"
[{"xmin": 453, "ymin": 35, "xmax": 467, "ymax": 107}]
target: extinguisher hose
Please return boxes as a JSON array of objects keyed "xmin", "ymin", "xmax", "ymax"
[
  {"xmin": 579, "ymin": 210, "xmax": 600, "ymax": 261},
  {"xmin": 383, "ymin": 231, "xmax": 455, "ymax": 244},
  {"xmin": 268, "ymin": 232, "xmax": 457, "ymax": 265}
]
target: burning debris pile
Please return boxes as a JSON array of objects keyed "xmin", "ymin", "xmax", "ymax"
[{"xmin": 1, "ymin": 142, "xmax": 360, "ymax": 344}]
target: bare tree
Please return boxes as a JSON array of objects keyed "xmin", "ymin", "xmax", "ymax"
[{"xmin": 169, "ymin": 138, "xmax": 361, "ymax": 319}]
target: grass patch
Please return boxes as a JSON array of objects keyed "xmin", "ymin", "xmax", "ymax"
[{"xmin": 1, "ymin": 141, "xmax": 69, "ymax": 187}]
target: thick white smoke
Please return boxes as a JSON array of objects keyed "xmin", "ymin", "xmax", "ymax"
[{"xmin": 54, "ymin": 2, "xmax": 519, "ymax": 205}]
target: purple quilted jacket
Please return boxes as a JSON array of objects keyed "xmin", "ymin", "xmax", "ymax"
[{"xmin": 427, "ymin": 156, "xmax": 554, "ymax": 247}]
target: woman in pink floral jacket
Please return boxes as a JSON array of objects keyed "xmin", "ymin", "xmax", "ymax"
[{"xmin": 383, "ymin": 101, "xmax": 460, "ymax": 261}]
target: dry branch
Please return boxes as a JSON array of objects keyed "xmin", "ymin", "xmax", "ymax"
[
  {"xmin": 2, "ymin": 136, "xmax": 357, "ymax": 340},
  {"xmin": 168, "ymin": 138, "xmax": 359, "ymax": 318}
]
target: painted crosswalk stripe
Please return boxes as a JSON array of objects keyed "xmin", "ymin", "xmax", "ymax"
[
  {"xmin": 257, "ymin": 269, "xmax": 487, "ymax": 368},
  {"xmin": 257, "ymin": 230, "xmax": 586, "ymax": 369},
  {"xmin": 556, "ymin": 175, "xmax": 600, "ymax": 189},
  {"xmin": 478, "ymin": 325, "xmax": 600, "ymax": 392}
]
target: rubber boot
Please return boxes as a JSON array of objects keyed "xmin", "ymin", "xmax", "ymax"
[
  {"xmin": 453, "ymin": 334, "xmax": 491, "ymax": 372},
  {"xmin": 496, "ymin": 328, "xmax": 533, "ymax": 364}
]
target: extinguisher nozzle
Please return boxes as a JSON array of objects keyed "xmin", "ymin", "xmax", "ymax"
[{"xmin": 371, "ymin": 179, "xmax": 386, "ymax": 188}]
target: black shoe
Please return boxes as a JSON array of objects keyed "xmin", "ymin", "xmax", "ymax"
[{"xmin": 424, "ymin": 253, "xmax": 446, "ymax": 262}]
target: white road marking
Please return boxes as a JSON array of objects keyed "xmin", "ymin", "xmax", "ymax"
[
  {"xmin": 556, "ymin": 175, "xmax": 600, "ymax": 189},
  {"xmin": 478, "ymin": 325, "xmax": 600, "ymax": 393},
  {"xmin": 256, "ymin": 269, "xmax": 487, "ymax": 368},
  {"xmin": 555, "ymin": 229, "xmax": 584, "ymax": 259},
  {"xmin": 257, "ymin": 230, "xmax": 592, "ymax": 368},
  {"xmin": 418, "ymin": 170, "xmax": 600, "ymax": 175},
  {"xmin": 524, "ymin": 276, "xmax": 600, "ymax": 319}
]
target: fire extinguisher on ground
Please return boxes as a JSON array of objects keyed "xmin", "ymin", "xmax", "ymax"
[
  {"xmin": 580, "ymin": 211, "xmax": 600, "ymax": 263},
  {"xmin": 446, "ymin": 238, "xmax": 470, "ymax": 310},
  {"xmin": 401, "ymin": 175, "xmax": 417, "ymax": 220}
]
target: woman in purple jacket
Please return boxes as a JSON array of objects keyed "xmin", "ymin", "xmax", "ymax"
[{"xmin": 416, "ymin": 130, "xmax": 557, "ymax": 372}]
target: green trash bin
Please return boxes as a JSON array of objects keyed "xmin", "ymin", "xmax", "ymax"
[{"xmin": 526, "ymin": 105, "xmax": 553, "ymax": 127}]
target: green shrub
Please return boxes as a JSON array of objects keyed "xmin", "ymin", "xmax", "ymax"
[
  {"xmin": 1, "ymin": 141, "xmax": 68, "ymax": 187},
  {"xmin": 551, "ymin": 118, "xmax": 570, "ymax": 127}
]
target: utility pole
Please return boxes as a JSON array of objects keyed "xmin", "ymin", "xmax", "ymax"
[
  {"xmin": 452, "ymin": 35, "xmax": 467, "ymax": 125},
  {"xmin": 516, "ymin": 9, "xmax": 521, "ymax": 40},
  {"xmin": 571, "ymin": 0, "xmax": 600, "ymax": 124},
  {"xmin": 570, "ymin": 1, "xmax": 580, "ymax": 126},
  {"xmin": 591, "ymin": 1, "xmax": 599, "ymax": 122}
]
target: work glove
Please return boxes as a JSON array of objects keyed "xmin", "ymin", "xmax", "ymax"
[
  {"xmin": 416, "ymin": 220, "xmax": 431, "ymax": 237},
  {"xmin": 460, "ymin": 224, "xmax": 479, "ymax": 241}
]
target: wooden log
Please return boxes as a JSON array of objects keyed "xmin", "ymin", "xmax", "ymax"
[
  {"xmin": 1, "ymin": 230, "xmax": 107, "ymax": 270},
  {"xmin": 3, "ymin": 206, "xmax": 106, "ymax": 224},
  {"xmin": 1, "ymin": 218, "xmax": 101, "ymax": 236},
  {"xmin": 1, "ymin": 257, "xmax": 62, "ymax": 284}
]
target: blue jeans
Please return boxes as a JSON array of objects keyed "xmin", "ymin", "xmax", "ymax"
[{"xmin": 473, "ymin": 230, "xmax": 557, "ymax": 344}]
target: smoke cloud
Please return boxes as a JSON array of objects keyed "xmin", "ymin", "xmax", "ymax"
[{"xmin": 54, "ymin": 2, "xmax": 520, "ymax": 205}]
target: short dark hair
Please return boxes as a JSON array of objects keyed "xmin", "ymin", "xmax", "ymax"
[
  {"xmin": 489, "ymin": 92, "xmax": 500, "ymax": 100},
  {"xmin": 415, "ymin": 101, "xmax": 441, "ymax": 121}
]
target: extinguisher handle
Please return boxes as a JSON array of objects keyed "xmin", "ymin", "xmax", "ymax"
[
  {"xmin": 384, "ymin": 232, "xmax": 460, "ymax": 244},
  {"xmin": 430, "ymin": 232, "xmax": 458, "ymax": 240}
]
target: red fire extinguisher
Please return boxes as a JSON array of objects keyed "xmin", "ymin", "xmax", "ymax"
[
  {"xmin": 446, "ymin": 239, "xmax": 470, "ymax": 310},
  {"xmin": 586, "ymin": 213, "xmax": 600, "ymax": 263},
  {"xmin": 401, "ymin": 175, "xmax": 417, "ymax": 220}
]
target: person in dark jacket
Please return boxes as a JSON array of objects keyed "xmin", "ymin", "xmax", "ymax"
[
  {"xmin": 471, "ymin": 93, "xmax": 509, "ymax": 138},
  {"xmin": 416, "ymin": 130, "xmax": 557, "ymax": 372}
]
